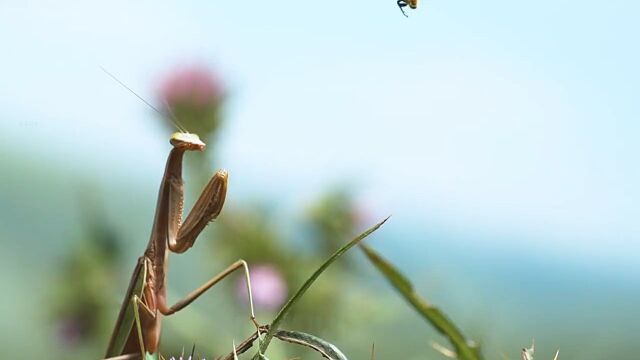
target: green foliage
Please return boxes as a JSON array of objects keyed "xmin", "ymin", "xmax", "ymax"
[
  {"xmin": 360, "ymin": 243, "xmax": 483, "ymax": 360},
  {"xmin": 51, "ymin": 191, "xmax": 126, "ymax": 355},
  {"xmin": 306, "ymin": 188, "xmax": 361, "ymax": 260},
  {"xmin": 273, "ymin": 329, "xmax": 349, "ymax": 360},
  {"xmin": 253, "ymin": 217, "xmax": 389, "ymax": 359},
  {"xmin": 209, "ymin": 191, "xmax": 370, "ymax": 337}
]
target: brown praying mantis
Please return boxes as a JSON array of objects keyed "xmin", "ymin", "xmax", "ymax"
[
  {"xmin": 103, "ymin": 131, "xmax": 261, "ymax": 360},
  {"xmin": 100, "ymin": 70, "xmax": 261, "ymax": 360}
]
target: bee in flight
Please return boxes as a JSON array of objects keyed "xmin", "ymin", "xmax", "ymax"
[{"xmin": 397, "ymin": 0, "xmax": 417, "ymax": 17}]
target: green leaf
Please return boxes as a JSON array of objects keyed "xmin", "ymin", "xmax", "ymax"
[
  {"xmin": 252, "ymin": 217, "xmax": 389, "ymax": 359},
  {"xmin": 274, "ymin": 329, "xmax": 349, "ymax": 360},
  {"xmin": 359, "ymin": 243, "xmax": 483, "ymax": 360}
]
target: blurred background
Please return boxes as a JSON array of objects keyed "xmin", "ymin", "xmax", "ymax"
[{"xmin": 1, "ymin": 1, "xmax": 639, "ymax": 359}]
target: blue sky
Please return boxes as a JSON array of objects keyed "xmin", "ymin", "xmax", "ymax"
[{"xmin": 1, "ymin": 0, "xmax": 639, "ymax": 273}]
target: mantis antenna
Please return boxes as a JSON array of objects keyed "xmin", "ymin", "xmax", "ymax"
[{"xmin": 100, "ymin": 66, "xmax": 188, "ymax": 133}]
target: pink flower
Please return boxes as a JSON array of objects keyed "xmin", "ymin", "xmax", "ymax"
[
  {"xmin": 157, "ymin": 64, "xmax": 224, "ymax": 108},
  {"xmin": 236, "ymin": 264, "xmax": 288, "ymax": 311},
  {"xmin": 56, "ymin": 316, "xmax": 85, "ymax": 347}
]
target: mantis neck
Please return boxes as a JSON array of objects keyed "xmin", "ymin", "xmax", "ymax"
[{"xmin": 144, "ymin": 146, "xmax": 186, "ymax": 290}]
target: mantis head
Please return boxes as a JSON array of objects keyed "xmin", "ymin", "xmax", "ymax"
[{"xmin": 170, "ymin": 132, "xmax": 206, "ymax": 151}]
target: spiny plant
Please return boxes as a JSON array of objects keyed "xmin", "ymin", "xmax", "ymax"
[{"xmin": 521, "ymin": 341, "xmax": 559, "ymax": 360}]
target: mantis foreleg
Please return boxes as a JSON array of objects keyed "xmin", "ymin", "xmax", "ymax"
[{"xmin": 167, "ymin": 169, "xmax": 228, "ymax": 254}]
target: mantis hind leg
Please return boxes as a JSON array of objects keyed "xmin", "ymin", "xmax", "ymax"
[
  {"xmin": 102, "ymin": 354, "xmax": 141, "ymax": 360},
  {"xmin": 132, "ymin": 295, "xmax": 147, "ymax": 358},
  {"xmin": 130, "ymin": 295, "xmax": 157, "ymax": 359},
  {"xmin": 102, "ymin": 295, "xmax": 154, "ymax": 360}
]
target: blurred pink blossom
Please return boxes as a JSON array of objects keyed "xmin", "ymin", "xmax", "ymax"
[
  {"xmin": 236, "ymin": 264, "xmax": 287, "ymax": 311},
  {"xmin": 157, "ymin": 64, "xmax": 224, "ymax": 108},
  {"xmin": 56, "ymin": 316, "xmax": 84, "ymax": 347}
]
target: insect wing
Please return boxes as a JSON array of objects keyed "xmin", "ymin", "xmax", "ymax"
[{"xmin": 105, "ymin": 258, "xmax": 147, "ymax": 357}]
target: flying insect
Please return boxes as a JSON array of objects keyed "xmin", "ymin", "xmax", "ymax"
[{"xmin": 397, "ymin": 0, "xmax": 417, "ymax": 17}]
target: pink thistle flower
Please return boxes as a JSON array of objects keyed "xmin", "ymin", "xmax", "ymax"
[
  {"xmin": 56, "ymin": 316, "xmax": 85, "ymax": 347},
  {"xmin": 236, "ymin": 264, "xmax": 288, "ymax": 312},
  {"xmin": 155, "ymin": 63, "xmax": 226, "ymax": 137},
  {"xmin": 158, "ymin": 64, "xmax": 224, "ymax": 108}
]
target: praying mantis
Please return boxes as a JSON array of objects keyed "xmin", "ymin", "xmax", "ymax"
[{"xmin": 103, "ymin": 131, "xmax": 260, "ymax": 360}]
